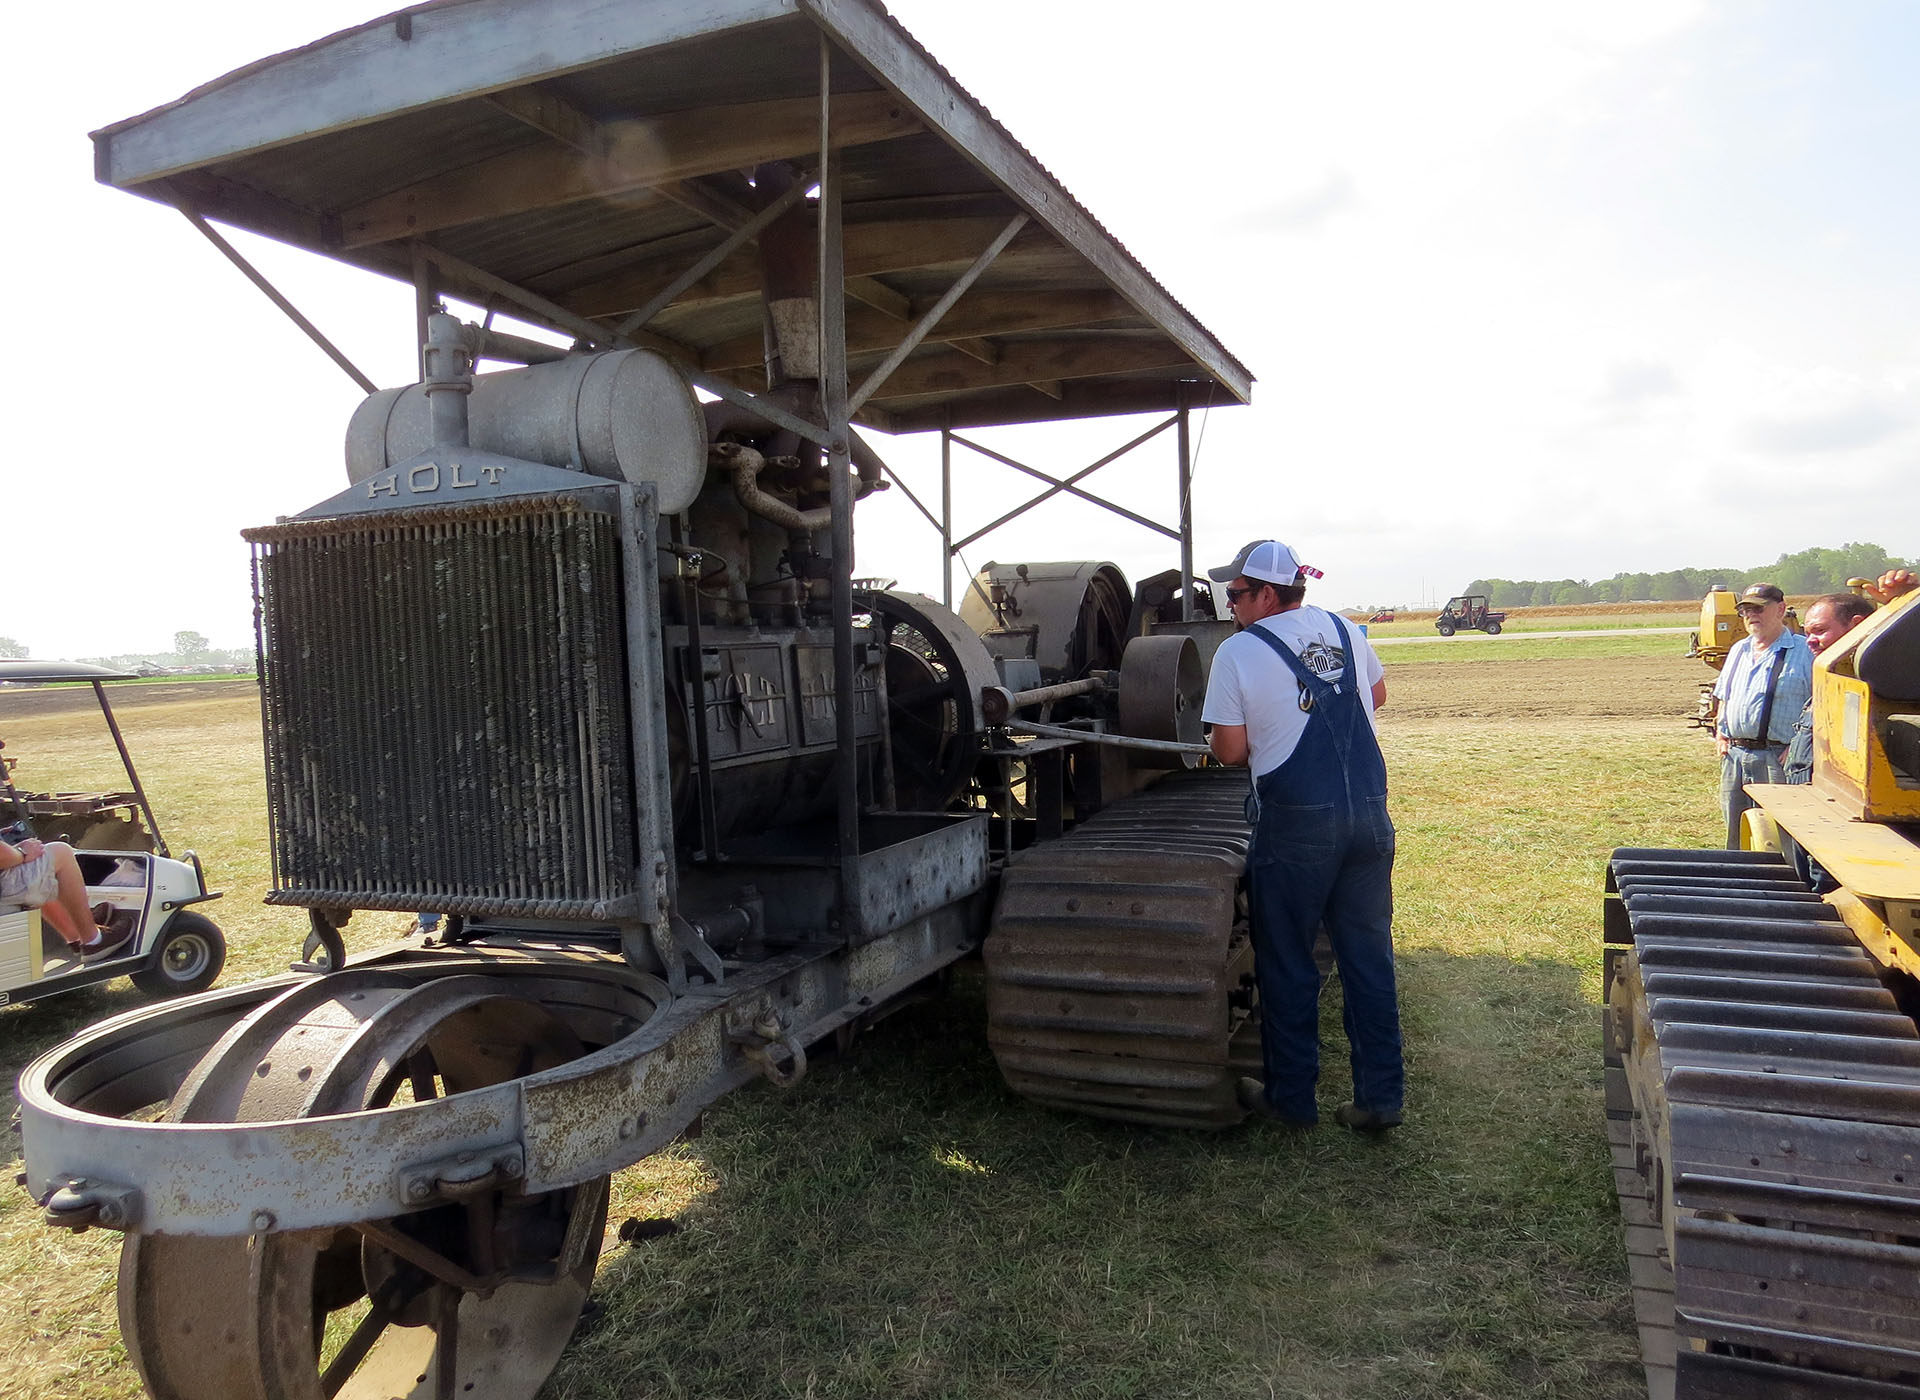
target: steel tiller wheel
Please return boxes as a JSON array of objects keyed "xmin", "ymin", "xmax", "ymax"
[{"xmin": 119, "ymin": 970, "xmax": 609, "ymax": 1400}]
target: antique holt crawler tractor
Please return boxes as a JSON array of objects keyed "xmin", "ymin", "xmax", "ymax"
[{"xmin": 17, "ymin": 4, "xmax": 1259, "ymax": 1396}]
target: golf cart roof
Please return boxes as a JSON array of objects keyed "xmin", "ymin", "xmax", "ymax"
[
  {"xmin": 0, "ymin": 661, "xmax": 137, "ymax": 685},
  {"xmin": 89, "ymin": 0, "xmax": 1251, "ymax": 433}
]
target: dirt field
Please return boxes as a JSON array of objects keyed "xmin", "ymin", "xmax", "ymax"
[
  {"xmin": 0, "ymin": 678, "xmax": 257, "ymax": 721},
  {"xmin": 1386, "ymin": 652, "xmax": 1700, "ymax": 720}
]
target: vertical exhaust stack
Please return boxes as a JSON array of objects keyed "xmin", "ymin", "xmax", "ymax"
[{"xmin": 422, "ymin": 311, "xmax": 475, "ymax": 449}]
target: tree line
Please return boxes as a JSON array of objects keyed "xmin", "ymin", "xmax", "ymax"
[{"xmin": 1463, "ymin": 542, "xmax": 1915, "ymax": 609}]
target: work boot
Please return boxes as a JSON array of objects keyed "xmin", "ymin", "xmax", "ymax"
[
  {"xmin": 1236, "ymin": 1076, "xmax": 1316, "ymax": 1128},
  {"xmin": 1334, "ymin": 1103, "xmax": 1402, "ymax": 1132}
]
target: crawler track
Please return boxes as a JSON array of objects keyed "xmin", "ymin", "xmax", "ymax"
[
  {"xmin": 1604, "ymin": 846, "xmax": 1920, "ymax": 1398},
  {"xmin": 984, "ymin": 767, "xmax": 1256, "ymax": 1128}
]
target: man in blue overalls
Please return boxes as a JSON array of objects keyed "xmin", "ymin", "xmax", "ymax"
[{"xmin": 1201, "ymin": 540, "xmax": 1404, "ymax": 1131}]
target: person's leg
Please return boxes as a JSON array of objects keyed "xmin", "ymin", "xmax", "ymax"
[
  {"xmin": 1248, "ymin": 808, "xmax": 1342, "ymax": 1122},
  {"xmin": 44, "ymin": 843, "xmax": 104, "ymax": 947},
  {"xmin": 1324, "ymin": 800, "xmax": 1403, "ymax": 1115}
]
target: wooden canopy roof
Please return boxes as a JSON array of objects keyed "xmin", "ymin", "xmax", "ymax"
[{"xmin": 93, "ymin": 0, "xmax": 1251, "ymax": 433}]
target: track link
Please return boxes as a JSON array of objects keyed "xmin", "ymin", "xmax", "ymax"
[
  {"xmin": 1604, "ymin": 846, "xmax": 1920, "ymax": 1398},
  {"xmin": 984, "ymin": 767, "xmax": 1255, "ymax": 1128}
]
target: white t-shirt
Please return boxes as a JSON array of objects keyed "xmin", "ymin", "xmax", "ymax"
[{"xmin": 1201, "ymin": 606, "xmax": 1385, "ymax": 777}]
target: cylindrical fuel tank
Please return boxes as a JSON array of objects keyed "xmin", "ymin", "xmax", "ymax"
[{"xmin": 345, "ymin": 349, "xmax": 708, "ymax": 513}]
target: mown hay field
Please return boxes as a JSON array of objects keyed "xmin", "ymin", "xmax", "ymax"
[{"xmin": 0, "ymin": 644, "xmax": 1721, "ymax": 1400}]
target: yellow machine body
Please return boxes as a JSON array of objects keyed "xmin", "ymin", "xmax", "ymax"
[
  {"xmin": 1750, "ymin": 585, "xmax": 1920, "ymax": 980},
  {"xmin": 1810, "ymin": 585, "xmax": 1920, "ymax": 822},
  {"xmin": 1692, "ymin": 588, "xmax": 1739, "ymax": 670}
]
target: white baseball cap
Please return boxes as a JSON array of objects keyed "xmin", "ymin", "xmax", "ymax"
[{"xmin": 1207, "ymin": 539, "xmax": 1322, "ymax": 587}]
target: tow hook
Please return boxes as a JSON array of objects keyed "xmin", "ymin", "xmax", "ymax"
[{"xmin": 730, "ymin": 1012, "xmax": 808, "ymax": 1088}]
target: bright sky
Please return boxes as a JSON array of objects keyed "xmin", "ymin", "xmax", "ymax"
[{"xmin": 11, "ymin": 0, "xmax": 1918, "ymax": 658}]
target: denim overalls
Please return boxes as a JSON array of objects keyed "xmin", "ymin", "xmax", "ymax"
[{"xmin": 1243, "ymin": 615, "xmax": 1404, "ymax": 1122}]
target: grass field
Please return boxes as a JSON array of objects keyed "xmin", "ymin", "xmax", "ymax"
[{"xmin": 0, "ymin": 646, "xmax": 1722, "ymax": 1400}]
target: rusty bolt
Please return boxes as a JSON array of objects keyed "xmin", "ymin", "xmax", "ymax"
[
  {"xmin": 1130, "ymin": 901, "xmax": 1145, "ymax": 915},
  {"xmin": 251, "ymin": 1210, "xmax": 276, "ymax": 1232},
  {"xmin": 405, "ymin": 1177, "xmax": 432, "ymax": 1203},
  {"xmin": 1065, "ymin": 898, "xmax": 1079, "ymax": 912}
]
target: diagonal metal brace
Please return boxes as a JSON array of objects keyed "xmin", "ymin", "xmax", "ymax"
[
  {"xmin": 849, "ymin": 213, "xmax": 1028, "ymax": 415},
  {"xmin": 613, "ymin": 175, "xmax": 813, "ymax": 338},
  {"xmin": 950, "ymin": 416, "xmax": 1180, "ymax": 552},
  {"xmin": 184, "ymin": 211, "xmax": 377, "ymax": 394}
]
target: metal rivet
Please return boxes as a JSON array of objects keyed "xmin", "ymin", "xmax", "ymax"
[
  {"xmin": 256, "ymin": 1062, "xmax": 271, "ymax": 1077},
  {"xmin": 406, "ymin": 1177, "xmax": 431, "ymax": 1202},
  {"xmin": 251, "ymin": 1210, "xmax": 276, "ymax": 1232},
  {"xmin": 1778, "ymin": 1140, "xmax": 1794, "ymax": 1154},
  {"xmin": 619, "ymin": 1117, "xmax": 636, "ymax": 1139}
]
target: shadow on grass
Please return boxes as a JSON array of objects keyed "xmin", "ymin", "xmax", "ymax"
[{"xmin": 553, "ymin": 955, "xmax": 1643, "ymax": 1400}]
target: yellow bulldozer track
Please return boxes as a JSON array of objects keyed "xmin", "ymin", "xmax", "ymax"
[{"xmin": 1604, "ymin": 845, "xmax": 1920, "ymax": 1399}]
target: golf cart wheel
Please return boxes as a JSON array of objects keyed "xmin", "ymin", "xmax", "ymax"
[
  {"xmin": 1436, "ymin": 620, "xmax": 1456, "ymax": 637},
  {"xmin": 1484, "ymin": 621, "xmax": 1502, "ymax": 635},
  {"xmin": 131, "ymin": 911, "xmax": 226, "ymax": 997}
]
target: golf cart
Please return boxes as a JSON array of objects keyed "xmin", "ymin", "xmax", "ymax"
[
  {"xmin": 0, "ymin": 660, "xmax": 225, "ymax": 1006},
  {"xmin": 1435, "ymin": 595, "xmax": 1507, "ymax": 636}
]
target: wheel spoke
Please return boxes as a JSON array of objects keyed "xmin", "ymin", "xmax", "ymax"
[
  {"xmin": 432, "ymin": 1285, "xmax": 461, "ymax": 1400},
  {"xmin": 320, "ymin": 1292, "xmax": 399, "ymax": 1399},
  {"xmin": 407, "ymin": 1048, "xmax": 440, "ymax": 1103}
]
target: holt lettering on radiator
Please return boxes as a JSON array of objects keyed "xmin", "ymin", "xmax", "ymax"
[{"xmin": 364, "ymin": 459, "xmax": 506, "ymax": 498}]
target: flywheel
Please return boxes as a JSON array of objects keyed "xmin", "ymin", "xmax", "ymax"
[
  {"xmin": 858, "ymin": 589, "xmax": 1000, "ymax": 810},
  {"xmin": 120, "ymin": 970, "xmax": 609, "ymax": 1400}
]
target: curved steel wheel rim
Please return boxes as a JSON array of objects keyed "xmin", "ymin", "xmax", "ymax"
[
  {"xmin": 121, "ymin": 971, "xmax": 610, "ymax": 1400},
  {"xmin": 161, "ymin": 930, "xmax": 213, "ymax": 982}
]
